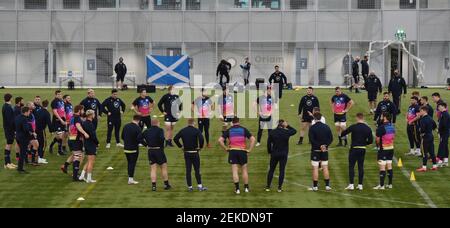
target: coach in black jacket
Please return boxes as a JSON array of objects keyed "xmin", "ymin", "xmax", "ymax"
[
  {"xmin": 365, "ymin": 72, "xmax": 383, "ymax": 114},
  {"xmin": 122, "ymin": 115, "xmax": 143, "ymax": 185},
  {"xmin": 388, "ymin": 70, "xmax": 407, "ymax": 115},
  {"xmin": 102, "ymin": 89, "xmax": 126, "ymax": 147},
  {"xmin": 216, "ymin": 59, "xmax": 232, "ymax": 86},
  {"xmin": 437, "ymin": 103, "xmax": 450, "ymax": 165},
  {"xmin": 35, "ymin": 100, "xmax": 53, "ymax": 161},
  {"xmin": 174, "ymin": 119, "xmax": 207, "ymax": 191},
  {"xmin": 266, "ymin": 120, "xmax": 297, "ymax": 192},
  {"xmin": 15, "ymin": 107, "xmax": 34, "ymax": 173}
]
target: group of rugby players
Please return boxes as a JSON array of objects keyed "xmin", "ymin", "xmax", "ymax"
[{"xmin": 2, "ymin": 79, "xmax": 449, "ymax": 194}]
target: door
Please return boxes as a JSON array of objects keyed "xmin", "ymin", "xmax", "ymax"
[{"xmin": 96, "ymin": 48, "xmax": 113, "ymax": 84}]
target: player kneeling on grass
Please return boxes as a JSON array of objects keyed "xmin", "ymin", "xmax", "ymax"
[
  {"xmin": 219, "ymin": 117, "xmax": 256, "ymax": 195},
  {"xmin": 266, "ymin": 120, "xmax": 297, "ymax": 192},
  {"xmin": 416, "ymin": 106, "xmax": 438, "ymax": 172},
  {"xmin": 374, "ymin": 113, "xmax": 396, "ymax": 190},
  {"xmin": 142, "ymin": 119, "xmax": 171, "ymax": 191},
  {"xmin": 79, "ymin": 110, "xmax": 99, "ymax": 183},
  {"xmin": 174, "ymin": 118, "xmax": 208, "ymax": 192},
  {"xmin": 437, "ymin": 103, "xmax": 449, "ymax": 167},
  {"xmin": 121, "ymin": 115, "xmax": 144, "ymax": 185},
  {"xmin": 308, "ymin": 113, "xmax": 333, "ymax": 192},
  {"xmin": 66, "ymin": 105, "xmax": 89, "ymax": 181},
  {"xmin": 341, "ymin": 113, "xmax": 373, "ymax": 191}
]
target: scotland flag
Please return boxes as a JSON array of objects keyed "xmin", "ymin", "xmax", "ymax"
[{"xmin": 146, "ymin": 55, "xmax": 190, "ymax": 85}]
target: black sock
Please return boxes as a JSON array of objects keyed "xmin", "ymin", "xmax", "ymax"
[
  {"xmin": 4, "ymin": 149, "xmax": 11, "ymax": 165},
  {"xmin": 62, "ymin": 146, "xmax": 67, "ymax": 152},
  {"xmin": 234, "ymin": 182, "xmax": 240, "ymax": 190},
  {"xmin": 244, "ymin": 184, "xmax": 249, "ymax": 189},
  {"xmin": 338, "ymin": 136, "xmax": 342, "ymax": 144},
  {"xmin": 73, "ymin": 161, "xmax": 80, "ymax": 180},
  {"xmin": 64, "ymin": 162, "xmax": 70, "ymax": 169},
  {"xmin": 164, "ymin": 180, "xmax": 170, "ymax": 186},
  {"xmin": 325, "ymin": 179, "xmax": 330, "ymax": 187},
  {"xmin": 152, "ymin": 182, "xmax": 156, "ymax": 188},
  {"xmin": 387, "ymin": 170, "xmax": 393, "ymax": 185},
  {"xmin": 313, "ymin": 181, "xmax": 318, "ymax": 187},
  {"xmin": 50, "ymin": 138, "xmax": 57, "ymax": 148},
  {"xmin": 299, "ymin": 137, "xmax": 304, "ymax": 143},
  {"xmin": 380, "ymin": 171, "xmax": 386, "ymax": 186},
  {"xmin": 15, "ymin": 152, "xmax": 19, "ymax": 160},
  {"xmin": 57, "ymin": 139, "xmax": 63, "ymax": 153},
  {"xmin": 31, "ymin": 149, "xmax": 36, "ymax": 163}
]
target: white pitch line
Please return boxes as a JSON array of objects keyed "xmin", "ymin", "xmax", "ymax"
[
  {"xmin": 278, "ymin": 177, "xmax": 429, "ymax": 207},
  {"xmin": 393, "ymin": 157, "xmax": 438, "ymax": 208}
]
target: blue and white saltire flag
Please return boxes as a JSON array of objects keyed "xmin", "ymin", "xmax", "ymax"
[{"xmin": 146, "ymin": 55, "xmax": 190, "ymax": 85}]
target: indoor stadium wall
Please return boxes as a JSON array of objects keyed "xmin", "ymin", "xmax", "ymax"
[{"xmin": 0, "ymin": 0, "xmax": 449, "ymax": 87}]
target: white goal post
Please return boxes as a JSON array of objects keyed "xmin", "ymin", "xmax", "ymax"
[{"xmin": 367, "ymin": 40, "xmax": 425, "ymax": 86}]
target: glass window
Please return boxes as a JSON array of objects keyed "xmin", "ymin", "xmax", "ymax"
[
  {"xmin": 352, "ymin": 0, "xmax": 381, "ymax": 9},
  {"xmin": 400, "ymin": 0, "xmax": 416, "ymax": 9},
  {"xmin": 119, "ymin": 0, "xmax": 149, "ymax": 10},
  {"xmin": 63, "ymin": 0, "xmax": 81, "ymax": 9},
  {"xmin": 153, "ymin": 0, "xmax": 182, "ymax": 10},
  {"xmin": 24, "ymin": 0, "xmax": 48, "ymax": 9},
  {"xmin": 89, "ymin": 0, "xmax": 116, "ymax": 10},
  {"xmin": 252, "ymin": 0, "xmax": 280, "ymax": 10},
  {"xmin": 285, "ymin": 0, "xmax": 315, "ymax": 10},
  {"xmin": 185, "ymin": 0, "xmax": 215, "ymax": 10}
]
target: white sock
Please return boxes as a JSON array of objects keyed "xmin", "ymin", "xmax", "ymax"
[
  {"xmin": 198, "ymin": 184, "xmax": 203, "ymax": 188},
  {"xmin": 445, "ymin": 158, "xmax": 449, "ymax": 163},
  {"xmin": 80, "ymin": 170, "xmax": 86, "ymax": 178},
  {"xmin": 423, "ymin": 166, "xmax": 427, "ymax": 169},
  {"xmin": 87, "ymin": 173, "xmax": 92, "ymax": 181},
  {"xmin": 128, "ymin": 177, "xmax": 134, "ymax": 182}
]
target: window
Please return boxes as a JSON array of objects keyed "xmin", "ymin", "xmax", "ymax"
[
  {"xmin": 89, "ymin": 0, "xmax": 116, "ymax": 10},
  {"xmin": 186, "ymin": 0, "xmax": 200, "ymax": 10},
  {"xmin": 252, "ymin": 0, "xmax": 280, "ymax": 10},
  {"xmin": 234, "ymin": 0, "xmax": 249, "ymax": 8},
  {"xmin": 63, "ymin": 0, "xmax": 81, "ymax": 9},
  {"xmin": 356, "ymin": 0, "xmax": 381, "ymax": 9},
  {"xmin": 24, "ymin": 0, "xmax": 47, "ymax": 9},
  {"xmin": 290, "ymin": 0, "xmax": 308, "ymax": 9},
  {"xmin": 153, "ymin": 0, "xmax": 182, "ymax": 10},
  {"xmin": 400, "ymin": 0, "xmax": 416, "ymax": 9}
]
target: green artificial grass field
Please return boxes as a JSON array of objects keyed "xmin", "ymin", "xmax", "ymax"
[{"xmin": 0, "ymin": 88, "xmax": 449, "ymax": 208}]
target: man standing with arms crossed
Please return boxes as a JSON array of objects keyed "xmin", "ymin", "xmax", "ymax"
[{"xmin": 219, "ymin": 117, "xmax": 256, "ymax": 195}]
